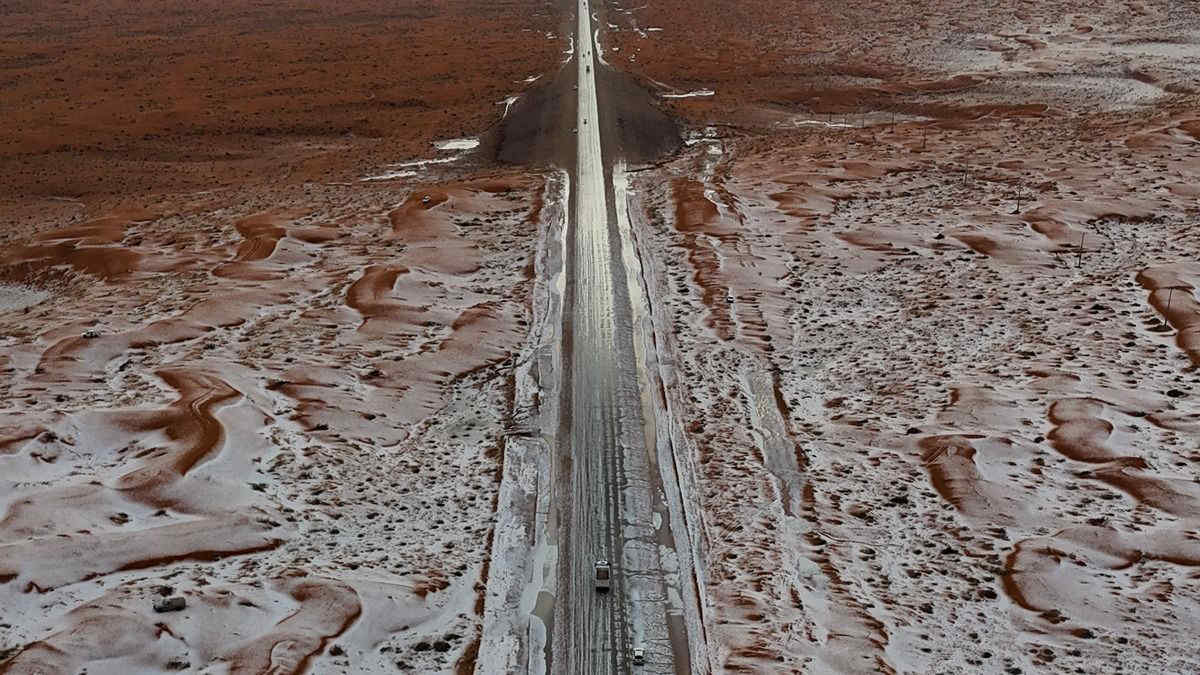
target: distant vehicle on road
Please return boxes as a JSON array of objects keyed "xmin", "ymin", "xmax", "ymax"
[
  {"xmin": 632, "ymin": 646, "xmax": 646, "ymax": 665},
  {"xmin": 594, "ymin": 559, "xmax": 611, "ymax": 591}
]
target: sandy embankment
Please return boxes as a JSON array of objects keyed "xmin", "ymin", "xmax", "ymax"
[{"xmin": 612, "ymin": 0, "xmax": 1200, "ymax": 672}]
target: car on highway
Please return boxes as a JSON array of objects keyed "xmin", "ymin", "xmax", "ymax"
[
  {"xmin": 594, "ymin": 559, "xmax": 611, "ymax": 591},
  {"xmin": 632, "ymin": 646, "xmax": 646, "ymax": 665}
]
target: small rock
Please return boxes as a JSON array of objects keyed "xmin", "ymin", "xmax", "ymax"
[
  {"xmin": 154, "ymin": 596, "xmax": 186, "ymax": 613},
  {"xmin": 329, "ymin": 645, "xmax": 345, "ymax": 656},
  {"xmin": 846, "ymin": 503, "xmax": 871, "ymax": 519},
  {"xmin": 1166, "ymin": 389, "xmax": 1186, "ymax": 398},
  {"xmin": 82, "ymin": 329, "xmax": 100, "ymax": 339}
]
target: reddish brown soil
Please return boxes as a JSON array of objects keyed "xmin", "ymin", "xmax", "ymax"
[
  {"xmin": 0, "ymin": 0, "xmax": 562, "ymax": 211},
  {"xmin": 222, "ymin": 576, "xmax": 362, "ymax": 674},
  {"xmin": 603, "ymin": 0, "xmax": 1197, "ymax": 126},
  {"xmin": 0, "ymin": 2, "xmax": 564, "ymax": 671},
  {"xmin": 0, "ymin": 515, "xmax": 284, "ymax": 593},
  {"xmin": 0, "ymin": 574, "xmax": 359, "ymax": 674},
  {"xmin": 639, "ymin": 106, "xmax": 1200, "ymax": 669},
  {"xmin": 617, "ymin": 1, "xmax": 1200, "ymax": 671},
  {"xmin": 0, "ymin": 167, "xmax": 554, "ymax": 671}
]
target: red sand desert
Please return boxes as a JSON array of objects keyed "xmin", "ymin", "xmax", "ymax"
[
  {"xmin": 605, "ymin": 0, "xmax": 1200, "ymax": 671},
  {"xmin": 4, "ymin": 0, "xmax": 1200, "ymax": 673},
  {"xmin": 0, "ymin": 0, "xmax": 567, "ymax": 672}
]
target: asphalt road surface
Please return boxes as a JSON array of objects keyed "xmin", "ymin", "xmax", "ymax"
[
  {"xmin": 550, "ymin": 0, "xmax": 695, "ymax": 672},
  {"xmin": 560, "ymin": 0, "xmax": 633, "ymax": 671}
]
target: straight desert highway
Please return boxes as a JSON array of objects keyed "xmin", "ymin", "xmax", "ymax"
[
  {"xmin": 4, "ymin": 0, "xmax": 1195, "ymax": 672},
  {"xmin": 560, "ymin": 0, "xmax": 630, "ymax": 669},
  {"xmin": 551, "ymin": 0, "xmax": 691, "ymax": 672}
]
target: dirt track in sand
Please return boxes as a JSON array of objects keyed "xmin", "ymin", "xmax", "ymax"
[{"xmin": 608, "ymin": 0, "xmax": 1200, "ymax": 672}]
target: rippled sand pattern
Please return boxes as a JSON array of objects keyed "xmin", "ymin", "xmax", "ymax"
[
  {"xmin": 628, "ymin": 96, "xmax": 1200, "ymax": 672},
  {"xmin": 0, "ymin": 172, "xmax": 554, "ymax": 672}
]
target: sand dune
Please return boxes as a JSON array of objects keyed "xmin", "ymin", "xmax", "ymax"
[
  {"xmin": 0, "ymin": 515, "xmax": 284, "ymax": 593},
  {"xmin": 624, "ymin": 15, "xmax": 1200, "ymax": 664},
  {"xmin": 222, "ymin": 576, "xmax": 361, "ymax": 675},
  {"xmin": 0, "ymin": 573, "xmax": 358, "ymax": 675},
  {"xmin": 0, "ymin": 168, "xmax": 556, "ymax": 671}
]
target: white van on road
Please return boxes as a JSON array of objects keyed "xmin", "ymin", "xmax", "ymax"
[{"xmin": 594, "ymin": 559, "xmax": 611, "ymax": 591}]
